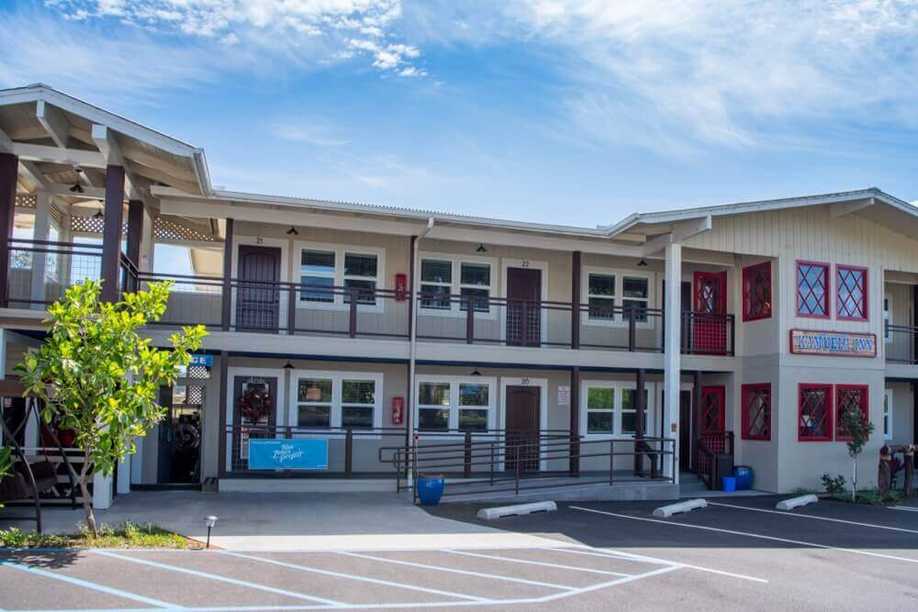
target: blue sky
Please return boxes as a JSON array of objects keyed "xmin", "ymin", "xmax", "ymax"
[{"xmin": 2, "ymin": 1, "xmax": 918, "ymax": 226}]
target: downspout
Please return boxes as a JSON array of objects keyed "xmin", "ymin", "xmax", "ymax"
[{"xmin": 408, "ymin": 217, "xmax": 435, "ymax": 469}]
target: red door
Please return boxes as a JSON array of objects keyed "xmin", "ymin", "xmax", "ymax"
[
  {"xmin": 696, "ymin": 385, "xmax": 726, "ymax": 475},
  {"xmin": 505, "ymin": 386, "xmax": 541, "ymax": 472},
  {"xmin": 506, "ymin": 268, "xmax": 541, "ymax": 346},
  {"xmin": 692, "ymin": 271, "xmax": 727, "ymax": 354}
]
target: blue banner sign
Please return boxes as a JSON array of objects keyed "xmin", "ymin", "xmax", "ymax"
[
  {"xmin": 190, "ymin": 354, "xmax": 214, "ymax": 367},
  {"xmin": 247, "ymin": 439, "xmax": 329, "ymax": 470},
  {"xmin": 789, "ymin": 329, "xmax": 876, "ymax": 358}
]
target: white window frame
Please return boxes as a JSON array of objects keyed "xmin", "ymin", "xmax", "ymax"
[
  {"xmin": 417, "ymin": 252, "xmax": 498, "ymax": 319},
  {"xmin": 582, "ymin": 267, "xmax": 653, "ymax": 328},
  {"xmin": 294, "ymin": 241, "xmax": 385, "ymax": 313},
  {"xmin": 290, "ymin": 370, "xmax": 384, "ymax": 431},
  {"xmin": 414, "ymin": 375, "xmax": 498, "ymax": 435},
  {"xmin": 580, "ymin": 380, "xmax": 656, "ymax": 439},
  {"xmin": 884, "ymin": 388, "xmax": 893, "ymax": 441}
]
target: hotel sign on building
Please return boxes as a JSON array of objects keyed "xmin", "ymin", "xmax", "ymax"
[{"xmin": 789, "ymin": 329, "xmax": 877, "ymax": 358}]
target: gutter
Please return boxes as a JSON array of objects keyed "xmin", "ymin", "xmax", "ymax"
[{"xmin": 407, "ymin": 217, "xmax": 435, "ymax": 465}]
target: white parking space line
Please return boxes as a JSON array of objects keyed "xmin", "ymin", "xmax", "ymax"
[
  {"xmin": 708, "ymin": 501, "xmax": 918, "ymax": 535},
  {"xmin": 571, "ymin": 505, "xmax": 918, "ymax": 566},
  {"xmin": 0, "ymin": 560, "xmax": 180, "ymax": 609},
  {"xmin": 890, "ymin": 505, "xmax": 918, "ymax": 513},
  {"xmin": 337, "ymin": 550, "xmax": 578, "ymax": 590},
  {"xmin": 550, "ymin": 546, "xmax": 768, "ymax": 584},
  {"xmin": 219, "ymin": 551, "xmax": 488, "ymax": 602},
  {"xmin": 441, "ymin": 549, "xmax": 633, "ymax": 577},
  {"xmin": 92, "ymin": 550, "xmax": 345, "ymax": 607}
]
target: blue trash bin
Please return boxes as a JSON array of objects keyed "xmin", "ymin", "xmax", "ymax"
[
  {"xmin": 417, "ymin": 475, "xmax": 445, "ymax": 506},
  {"xmin": 722, "ymin": 476, "xmax": 737, "ymax": 492},
  {"xmin": 734, "ymin": 466, "xmax": 754, "ymax": 490}
]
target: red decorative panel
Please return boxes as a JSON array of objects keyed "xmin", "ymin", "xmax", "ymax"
[
  {"xmin": 742, "ymin": 262, "xmax": 772, "ymax": 322},
  {"xmin": 797, "ymin": 261, "xmax": 830, "ymax": 318},
  {"xmin": 741, "ymin": 383, "xmax": 771, "ymax": 441},
  {"xmin": 798, "ymin": 383, "xmax": 833, "ymax": 441},
  {"xmin": 835, "ymin": 384, "xmax": 869, "ymax": 441},
  {"xmin": 836, "ymin": 265, "xmax": 868, "ymax": 321}
]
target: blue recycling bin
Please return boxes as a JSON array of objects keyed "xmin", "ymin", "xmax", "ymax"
[
  {"xmin": 733, "ymin": 465, "xmax": 754, "ymax": 490},
  {"xmin": 721, "ymin": 476, "xmax": 737, "ymax": 492},
  {"xmin": 417, "ymin": 475, "xmax": 445, "ymax": 506}
]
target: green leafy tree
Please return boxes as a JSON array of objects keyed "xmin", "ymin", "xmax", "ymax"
[
  {"xmin": 839, "ymin": 404, "xmax": 874, "ymax": 502},
  {"xmin": 16, "ymin": 280, "xmax": 206, "ymax": 534}
]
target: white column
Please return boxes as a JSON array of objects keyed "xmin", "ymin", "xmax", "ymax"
[
  {"xmin": 116, "ymin": 454, "xmax": 131, "ymax": 495},
  {"xmin": 663, "ymin": 242, "xmax": 682, "ymax": 482},
  {"xmin": 130, "ymin": 437, "xmax": 144, "ymax": 484},
  {"xmin": 92, "ymin": 472, "xmax": 113, "ymax": 509},
  {"xmin": 29, "ymin": 191, "xmax": 51, "ymax": 308}
]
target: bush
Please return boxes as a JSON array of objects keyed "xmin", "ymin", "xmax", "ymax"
[
  {"xmin": 0, "ymin": 522, "xmax": 196, "ymax": 549},
  {"xmin": 821, "ymin": 473, "xmax": 847, "ymax": 496}
]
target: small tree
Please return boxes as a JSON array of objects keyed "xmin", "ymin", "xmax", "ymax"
[
  {"xmin": 839, "ymin": 404, "xmax": 874, "ymax": 502},
  {"xmin": 16, "ymin": 280, "xmax": 206, "ymax": 534}
]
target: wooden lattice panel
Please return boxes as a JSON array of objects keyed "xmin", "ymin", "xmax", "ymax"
[
  {"xmin": 15, "ymin": 193, "xmax": 37, "ymax": 209},
  {"xmin": 154, "ymin": 215, "xmax": 219, "ymax": 242}
]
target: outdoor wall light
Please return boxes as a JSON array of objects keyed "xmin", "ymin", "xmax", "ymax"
[
  {"xmin": 476, "ymin": 243, "xmax": 487, "ymax": 253},
  {"xmin": 204, "ymin": 515, "xmax": 218, "ymax": 548},
  {"xmin": 637, "ymin": 258, "xmax": 648, "ymax": 267},
  {"xmin": 286, "ymin": 226, "xmax": 299, "ymax": 236},
  {"xmin": 283, "ymin": 362, "xmax": 294, "ymax": 370},
  {"xmin": 92, "ymin": 210, "xmax": 103, "ymax": 219}
]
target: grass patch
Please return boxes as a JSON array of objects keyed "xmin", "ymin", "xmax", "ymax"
[
  {"xmin": 824, "ymin": 489, "xmax": 905, "ymax": 505},
  {"xmin": 0, "ymin": 521, "xmax": 202, "ymax": 549}
]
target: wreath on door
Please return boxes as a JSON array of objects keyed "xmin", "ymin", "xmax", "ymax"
[{"xmin": 239, "ymin": 386, "xmax": 273, "ymax": 423}]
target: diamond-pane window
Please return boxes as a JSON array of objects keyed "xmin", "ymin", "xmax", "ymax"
[
  {"xmin": 799, "ymin": 384, "xmax": 832, "ymax": 441},
  {"xmin": 835, "ymin": 385, "xmax": 868, "ymax": 441},
  {"xmin": 742, "ymin": 262, "xmax": 772, "ymax": 322},
  {"xmin": 836, "ymin": 266, "xmax": 867, "ymax": 320},
  {"xmin": 741, "ymin": 383, "xmax": 771, "ymax": 441},
  {"xmin": 797, "ymin": 262, "xmax": 829, "ymax": 317}
]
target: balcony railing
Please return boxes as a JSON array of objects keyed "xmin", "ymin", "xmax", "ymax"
[
  {"xmin": 886, "ymin": 323, "xmax": 918, "ymax": 364},
  {"xmin": 3, "ymin": 243, "xmax": 735, "ymax": 356}
]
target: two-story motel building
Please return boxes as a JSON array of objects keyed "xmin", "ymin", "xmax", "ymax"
[{"xmin": 0, "ymin": 84, "xmax": 914, "ymax": 506}]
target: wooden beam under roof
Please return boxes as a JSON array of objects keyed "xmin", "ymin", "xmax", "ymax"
[{"xmin": 35, "ymin": 100, "xmax": 70, "ymax": 149}]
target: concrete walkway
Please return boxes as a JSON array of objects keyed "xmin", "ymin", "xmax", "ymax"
[{"xmin": 1, "ymin": 491, "xmax": 566, "ymax": 551}]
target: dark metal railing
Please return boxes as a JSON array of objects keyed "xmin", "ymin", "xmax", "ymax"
[
  {"xmin": 696, "ymin": 430, "xmax": 734, "ymax": 490},
  {"xmin": 6, "ymin": 239, "xmax": 103, "ymax": 307},
  {"xmin": 380, "ymin": 433, "xmax": 676, "ymax": 502},
  {"xmin": 885, "ymin": 323, "xmax": 917, "ymax": 364}
]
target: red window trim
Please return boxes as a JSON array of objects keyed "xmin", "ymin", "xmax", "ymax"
[
  {"xmin": 798, "ymin": 383, "xmax": 833, "ymax": 442},
  {"xmin": 796, "ymin": 260, "xmax": 831, "ymax": 319},
  {"xmin": 742, "ymin": 261, "xmax": 772, "ymax": 322},
  {"xmin": 741, "ymin": 383, "xmax": 771, "ymax": 441},
  {"xmin": 835, "ymin": 384, "xmax": 869, "ymax": 442},
  {"xmin": 836, "ymin": 264, "xmax": 869, "ymax": 322}
]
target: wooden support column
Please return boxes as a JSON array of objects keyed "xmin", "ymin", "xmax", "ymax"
[
  {"xmin": 692, "ymin": 370, "xmax": 702, "ymax": 472},
  {"xmin": 569, "ymin": 367, "xmax": 580, "ymax": 475},
  {"xmin": 571, "ymin": 251, "xmax": 581, "ymax": 349},
  {"xmin": 634, "ymin": 368, "xmax": 646, "ymax": 474},
  {"xmin": 0, "ymin": 153, "xmax": 18, "ymax": 308},
  {"xmin": 217, "ymin": 351, "xmax": 229, "ymax": 478},
  {"xmin": 29, "ymin": 191, "xmax": 51, "ymax": 308},
  {"xmin": 221, "ymin": 218, "xmax": 234, "ymax": 331},
  {"xmin": 126, "ymin": 199, "xmax": 144, "ymax": 269},
  {"xmin": 100, "ymin": 165, "xmax": 125, "ymax": 302}
]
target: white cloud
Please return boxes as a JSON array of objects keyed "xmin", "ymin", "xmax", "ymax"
[
  {"xmin": 268, "ymin": 120, "xmax": 351, "ymax": 147},
  {"xmin": 44, "ymin": 0, "xmax": 425, "ymax": 77}
]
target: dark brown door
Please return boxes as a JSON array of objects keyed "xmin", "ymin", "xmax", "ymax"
[
  {"xmin": 236, "ymin": 245, "xmax": 281, "ymax": 331},
  {"xmin": 505, "ymin": 385, "xmax": 540, "ymax": 472},
  {"xmin": 231, "ymin": 375, "xmax": 278, "ymax": 470},
  {"xmin": 507, "ymin": 268, "xmax": 541, "ymax": 346}
]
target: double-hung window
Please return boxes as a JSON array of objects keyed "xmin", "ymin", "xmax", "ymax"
[
  {"xmin": 583, "ymin": 382, "xmax": 652, "ymax": 437},
  {"xmin": 883, "ymin": 389, "xmax": 893, "ymax": 440},
  {"xmin": 584, "ymin": 270, "xmax": 650, "ymax": 324},
  {"xmin": 294, "ymin": 372, "xmax": 382, "ymax": 430},
  {"xmin": 419, "ymin": 256, "xmax": 494, "ymax": 314},
  {"xmin": 416, "ymin": 377, "xmax": 496, "ymax": 433},
  {"xmin": 836, "ymin": 265, "xmax": 867, "ymax": 321},
  {"xmin": 297, "ymin": 244, "xmax": 383, "ymax": 309},
  {"xmin": 796, "ymin": 261, "xmax": 830, "ymax": 317}
]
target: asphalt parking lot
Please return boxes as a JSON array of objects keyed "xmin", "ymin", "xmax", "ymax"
[{"xmin": 2, "ymin": 495, "xmax": 917, "ymax": 611}]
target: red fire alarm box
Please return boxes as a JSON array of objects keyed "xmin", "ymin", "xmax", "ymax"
[
  {"xmin": 392, "ymin": 396, "xmax": 405, "ymax": 425},
  {"xmin": 395, "ymin": 273, "xmax": 408, "ymax": 301}
]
